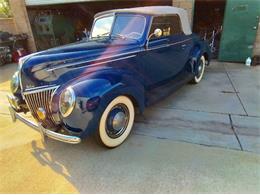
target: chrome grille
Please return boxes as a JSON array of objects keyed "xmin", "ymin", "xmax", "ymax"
[{"xmin": 23, "ymin": 86, "xmax": 58, "ymax": 128}]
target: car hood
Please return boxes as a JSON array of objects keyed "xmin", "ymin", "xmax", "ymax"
[{"xmin": 20, "ymin": 38, "xmax": 141, "ymax": 91}]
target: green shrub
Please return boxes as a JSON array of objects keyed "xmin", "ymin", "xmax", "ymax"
[{"xmin": 0, "ymin": 0, "xmax": 12, "ymax": 18}]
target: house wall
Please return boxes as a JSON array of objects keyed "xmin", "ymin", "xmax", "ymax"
[
  {"xmin": 172, "ymin": 0, "xmax": 194, "ymax": 26},
  {"xmin": 8, "ymin": 0, "xmax": 36, "ymax": 52},
  {"xmin": 0, "ymin": 18, "xmax": 16, "ymax": 34}
]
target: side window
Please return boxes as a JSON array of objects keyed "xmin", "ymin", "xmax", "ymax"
[{"xmin": 149, "ymin": 15, "xmax": 183, "ymax": 38}]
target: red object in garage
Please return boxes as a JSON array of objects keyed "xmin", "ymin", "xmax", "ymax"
[{"xmin": 12, "ymin": 48, "xmax": 27, "ymax": 63}]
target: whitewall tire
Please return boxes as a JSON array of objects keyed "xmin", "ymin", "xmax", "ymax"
[
  {"xmin": 191, "ymin": 55, "xmax": 206, "ymax": 84},
  {"xmin": 97, "ymin": 96, "xmax": 135, "ymax": 148}
]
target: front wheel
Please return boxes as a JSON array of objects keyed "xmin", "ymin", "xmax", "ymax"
[
  {"xmin": 190, "ymin": 56, "xmax": 206, "ymax": 84},
  {"xmin": 97, "ymin": 96, "xmax": 135, "ymax": 148}
]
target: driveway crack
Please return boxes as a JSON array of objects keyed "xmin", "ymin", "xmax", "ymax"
[
  {"xmin": 224, "ymin": 66, "xmax": 248, "ymax": 116},
  {"xmin": 228, "ymin": 114, "xmax": 243, "ymax": 151}
]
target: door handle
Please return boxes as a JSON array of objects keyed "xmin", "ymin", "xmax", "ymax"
[
  {"xmin": 253, "ymin": 26, "xmax": 257, "ymax": 30},
  {"xmin": 181, "ymin": 44, "xmax": 187, "ymax": 48}
]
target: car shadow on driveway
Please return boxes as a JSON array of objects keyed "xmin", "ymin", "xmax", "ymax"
[
  {"xmin": 29, "ymin": 132, "xmax": 260, "ymax": 193},
  {"xmin": 30, "ymin": 136, "xmax": 152, "ymax": 193},
  {"xmin": 31, "ymin": 140, "xmax": 72, "ymax": 180},
  {"xmin": 30, "ymin": 138, "xmax": 106, "ymax": 192}
]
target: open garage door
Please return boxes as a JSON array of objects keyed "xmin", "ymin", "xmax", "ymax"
[
  {"xmin": 193, "ymin": 0, "xmax": 226, "ymax": 59},
  {"xmin": 26, "ymin": 0, "xmax": 172, "ymax": 50}
]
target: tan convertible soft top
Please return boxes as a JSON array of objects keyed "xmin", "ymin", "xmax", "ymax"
[{"xmin": 95, "ymin": 6, "xmax": 192, "ymax": 35}]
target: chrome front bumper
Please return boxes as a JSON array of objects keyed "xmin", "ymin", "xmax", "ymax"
[{"xmin": 8, "ymin": 105, "xmax": 81, "ymax": 144}]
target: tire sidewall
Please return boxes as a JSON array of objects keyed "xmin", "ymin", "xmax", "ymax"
[
  {"xmin": 98, "ymin": 96, "xmax": 135, "ymax": 148},
  {"xmin": 194, "ymin": 55, "xmax": 206, "ymax": 83}
]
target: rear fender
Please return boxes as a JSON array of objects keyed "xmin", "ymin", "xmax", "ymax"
[{"xmin": 190, "ymin": 42, "xmax": 211, "ymax": 74}]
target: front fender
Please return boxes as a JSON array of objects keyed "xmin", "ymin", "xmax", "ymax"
[{"xmin": 54, "ymin": 71, "xmax": 145, "ymax": 138}]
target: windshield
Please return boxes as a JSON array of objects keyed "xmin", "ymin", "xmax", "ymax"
[
  {"xmin": 91, "ymin": 15, "xmax": 114, "ymax": 38},
  {"xmin": 91, "ymin": 14, "xmax": 146, "ymax": 40}
]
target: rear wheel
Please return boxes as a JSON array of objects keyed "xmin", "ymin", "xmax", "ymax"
[
  {"xmin": 97, "ymin": 96, "xmax": 135, "ymax": 148},
  {"xmin": 191, "ymin": 56, "xmax": 206, "ymax": 84}
]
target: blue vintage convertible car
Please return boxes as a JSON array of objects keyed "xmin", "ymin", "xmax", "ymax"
[{"xmin": 8, "ymin": 6, "xmax": 210, "ymax": 147}]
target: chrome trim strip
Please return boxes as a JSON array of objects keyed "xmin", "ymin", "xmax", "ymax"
[
  {"xmin": 47, "ymin": 52, "xmax": 139, "ymax": 72},
  {"xmin": 23, "ymin": 86, "xmax": 59, "ymax": 127},
  {"xmin": 23, "ymin": 85, "xmax": 59, "ymax": 95},
  {"xmin": 9, "ymin": 106, "xmax": 81, "ymax": 144},
  {"xmin": 69, "ymin": 54, "xmax": 137, "ymax": 71},
  {"xmin": 147, "ymin": 38, "xmax": 192, "ymax": 51},
  {"xmin": 46, "ymin": 38, "xmax": 191, "ymax": 71},
  {"xmin": 49, "ymin": 86, "xmax": 59, "ymax": 122},
  {"xmin": 18, "ymin": 69, "xmax": 24, "ymax": 99},
  {"xmin": 23, "ymin": 84, "xmax": 57, "ymax": 92}
]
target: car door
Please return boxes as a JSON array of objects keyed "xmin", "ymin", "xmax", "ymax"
[{"xmin": 140, "ymin": 15, "xmax": 191, "ymax": 89}]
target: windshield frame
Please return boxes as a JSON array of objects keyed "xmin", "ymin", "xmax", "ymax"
[
  {"xmin": 90, "ymin": 13, "xmax": 116, "ymax": 40},
  {"xmin": 90, "ymin": 13, "xmax": 147, "ymax": 41}
]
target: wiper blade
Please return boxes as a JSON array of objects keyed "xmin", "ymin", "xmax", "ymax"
[
  {"xmin": 96, "ymin": 32, "xmax": 110, "ymax": 38},
  {"xmin": 111, "ymin": 33, "xmax": 127, "ymax": 40},
  {"xmin": 111, "ymin": 33, "xmax": 137, "ymax": 41}
]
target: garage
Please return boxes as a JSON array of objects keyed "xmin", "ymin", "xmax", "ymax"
[
  {"xmin": 25, "ymin": 0, "xmax": 172, "ymax": 50},
  {"xmin": 5, "ymin": 0, "xmax": 260, "ymax": 62},
  {"xmin": 193, "ymin": 0, "xmax": 226, "ymax": 59},
  {"xmin": 192, "ymin": 0, "xmax": 260, "ymax": 62}
]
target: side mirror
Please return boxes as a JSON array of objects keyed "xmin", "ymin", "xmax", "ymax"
[
  {"xmin": 154, "ymin": 28, "xmax": 163, "ymax": 38},
  {"xmin": 146, "ymin": 28, "xmax": 162, "ymax": 49}
]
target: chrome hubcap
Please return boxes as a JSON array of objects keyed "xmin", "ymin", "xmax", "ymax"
[
  {"xmin": 198, "ymin": 65, "xmax": 202, "ymax": 72},
  {"xmin": 106, "ymin": 104, "xmax": 129, "ymax": 138},
  {"xmin": 112, "ymin": 111, "xmax": 127, "ymax": 131}
]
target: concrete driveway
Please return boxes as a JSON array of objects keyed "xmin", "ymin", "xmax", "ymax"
[
  {"xmin": 0, "ymin": 62, "xmax": 260, "ymax": 193},
  {"xmin": 135, "ymin": 61, "xmax": 260, "ymax": 153}
]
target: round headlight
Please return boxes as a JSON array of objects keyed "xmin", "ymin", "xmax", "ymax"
[
  {"xmin": 59, "ymin": 87, "xmax": 76, "ymax": 117},
  {"xmin": 10, "ymin": 71, "xmax": 19, "ymax": 93}
]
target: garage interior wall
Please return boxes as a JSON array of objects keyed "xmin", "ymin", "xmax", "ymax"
[
  {"xmin": 9, "ymin": 0, "xmax": 37, "ymax": 52},
  {"xmin": 26, "ymin": 0, "xmax": 172, "ymax": 51}
]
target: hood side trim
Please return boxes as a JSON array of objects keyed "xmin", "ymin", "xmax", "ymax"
[
  {"xmin": 69, "ymin": 54, "xmax": 137, "ymax": 71},
  {"xmin": 46, "ymin": 50, "xmax": 139, "ymax": 72}
]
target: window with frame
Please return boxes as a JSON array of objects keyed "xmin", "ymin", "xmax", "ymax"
[{"xmin": 149, "ymin": 15, "xmax": 183, "ymax": 38}]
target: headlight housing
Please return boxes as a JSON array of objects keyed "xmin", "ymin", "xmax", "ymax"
[
  {"xmin": 59, "ymin": 87, "xmax": 76, "ymax": 117},
  {"xmin": 10, "ymin": 71, "xmax": 19, "ymax": 94}
]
